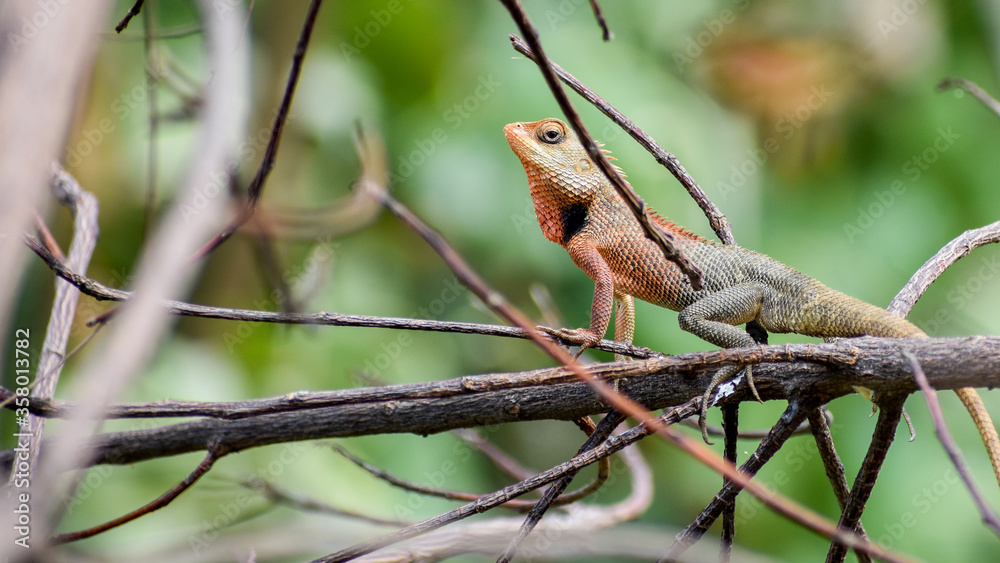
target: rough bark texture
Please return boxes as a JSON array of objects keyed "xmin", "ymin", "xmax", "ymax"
[{"xmin": 3, "ymin": 335, "xmax": 999, "ymax": 472}]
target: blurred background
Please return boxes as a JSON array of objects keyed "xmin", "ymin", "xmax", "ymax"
[{"xmin": 7, "ymin": 0, "xmax": 1000, "ymax": 560}]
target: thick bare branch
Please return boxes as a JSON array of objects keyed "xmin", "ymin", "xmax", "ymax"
[{"xmin": 4, "ymin": 336, "xmax": 1000, "ymax": 473}]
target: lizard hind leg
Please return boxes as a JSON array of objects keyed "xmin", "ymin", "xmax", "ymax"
[
  {"xmin": 613, "ymin": 292, "xmax": 635, "ymax": 362},
  {"xmin": 677, "ymin": 283, "xmax": 768, "ymax": 444}
]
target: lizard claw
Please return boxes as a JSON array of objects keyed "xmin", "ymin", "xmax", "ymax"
[
  {"xmin": 699, "ymin": 392, "xmax": 715, "ymax": 445},
  {"xmin": 699, "ymin": 364, "xmax": 757, "ymax": 445},
  {"xmin": 539, "ymin": 326, "xmax": 602, "ymax": 356},
  {"xmin": 745, "ymin": 365, "xmax": 762, "ymax": 403}
]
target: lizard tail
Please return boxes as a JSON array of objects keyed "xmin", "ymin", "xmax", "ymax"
[{"xmin": 954, "ymin": 386, "xmax": 1000, "ymax": 490}]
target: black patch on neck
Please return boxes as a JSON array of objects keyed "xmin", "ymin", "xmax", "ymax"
[{"xmin": 560, "ymin": 203, "xmax": 588, "ymax": 244}]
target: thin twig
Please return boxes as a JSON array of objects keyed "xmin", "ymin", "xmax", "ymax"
[
  {"xmin": 500, "ymin": 0, "xmax": 704, "ymax": 289},
  {"xmin": 191, "ymin": 0, "xmax": 324, "ymax": 261},
  {"xmin": 720, "ymin": 403, "xmax": 738, "ymax": 562},
  {"xmin": 586, "ymin": 0, "xmax": 612, "ymax": 41},
  {"xmin": 109, "ymin": 22, "xmax": 203, "ymax": 41},
  {"xmin": 115, "ymin": 0, "xmax": 146, "ymax": 33},
  {"xmin": 937, "ymin": 78, "xmax": 1000, "ymax": 119},
  {"xmin": 508, "ymin": 34, "xmax": 735, "ymax": 246},
  {"xmin": 25, "ymin": 233, "xmax": 659, "ymax": 360},
  {"xmin": 888, "ymin": 220, "xmax": 1000, "ymax": 316},
  {"xmin": 451, "ymin": 429, "xmax": 535, "ymax": 482},
  {"xmin": 826, "ymin": 397, "xmax": 905, "ymax": 563},
  {"xmin": 330, "ymin": 443, "xmax": 583, "ymax": 511},
  {"xmin": 33, "ymin": 212, "xmax": 65, "ymax": 261},
  {"xmin": 808, "ymin": 408, "xmax": 872, "ymax": 563},
  {"xmin": 142, "ymin": 2, "xmax": 159, "ymax": 241},
  {"xmin": 904, "ymin": 351, "xmax": 1000, "ymax": 537},
  {"xmin": 662, "ymin": 398, "xmax": 818, "ymax": 560},
  {"xmin": 244, "ymin": 478, "xmax": 411, "ymax": 527},
  {"xmin": 53, "ymin": 443, "xmax": 228, "ymax": 543},
  {"xmin": 496, "ymin": 410, "xmax": 626, "ymax": 562}
]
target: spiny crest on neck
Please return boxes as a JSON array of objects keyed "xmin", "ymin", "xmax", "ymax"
[{"xmin": 646, "ymin": 208, "xmax": 706, "ymax": 242}]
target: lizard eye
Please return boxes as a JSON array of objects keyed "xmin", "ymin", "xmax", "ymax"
[{"xmin": 537, "ymin": 121, "xmax": 566, "ymax": 144}]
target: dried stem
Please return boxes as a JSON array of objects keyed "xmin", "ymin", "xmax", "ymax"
[
  {"xmin": 26, "ymin": 167, "xmax": 100, "ymax": 473},
  {"xmin": 662, "ymin": 398, "xmax": 818, "ymax": 560},
  {"xmin": 330, "ymin": 443, "xmax": 602, "ymax": 511},
  {"xmin": 191, "ymin": 0, "xmax": 324, "ymax": 261},
  {"xmin": 720, "ymin": 403, "xmax": 738, "ymax": 562},
  {"xmin": 53, "ymin": 443, "xmax": 228, "ymax": 543},
  {"xmin": 904, "ymin": 351, "xmax": 1000, "ymax": 537},
  {"xmin": 937, "ymin": 78, "xmax": 1000, "ymax": 119},
  {"xmin": 244, "ymin": 478, "xmax": 410, "ymax": 527},
  {"xmin": 888, "ymin": 220, "xmax": 1000, "ymax": 316},
  {"xmin": 115, "ymin": 0, "xmax": 147, "ymax": 33},
  {"xmin": 587, "ymin": 0, "xmax": 612, "ymax": 41},
  {"xmin": 808, "ymin": 408, "xmax": 872, "ymax": 563},
  {"xmin": 826, "ymin": 397, "xmax": 904, "ymax": 563},
  {"xmin": 24, "ymin": 234, "xmax": 657, "ymax": 360},
  {"xmin": 496, "ymin": 410, "xmax": 626, "ymax": 561}
]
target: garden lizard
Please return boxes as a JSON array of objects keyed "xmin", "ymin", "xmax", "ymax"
[{"xmin": 504, "ymin": 117, "xmax": 1000, "ymax": 487}]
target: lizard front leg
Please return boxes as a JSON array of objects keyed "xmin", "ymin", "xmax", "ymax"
[
  {"xmin": 678, "ymin": 283, "xmax": 766, "ymax": 444},
  {"xmin": 541, "ymin": 238, "xmax": 615, "ymax": 355}
]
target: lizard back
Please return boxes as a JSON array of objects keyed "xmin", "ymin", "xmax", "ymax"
[{"xmin": 504, "ymin": 118, "xmax": 924, "ymax": 340}]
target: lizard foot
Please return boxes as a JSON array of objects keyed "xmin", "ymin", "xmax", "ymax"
[
  {"xmin": 699, "ymin": 364, "xmax": 757, "ymax": 445},
  {"xmin": 539, "ymin": 326, "xmax": 602, "ymax": 358}
]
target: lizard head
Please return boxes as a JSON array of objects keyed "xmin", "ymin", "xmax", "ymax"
[{"xmin": 503, "ymin": 118, "xmax": 607, "ymax": 202}]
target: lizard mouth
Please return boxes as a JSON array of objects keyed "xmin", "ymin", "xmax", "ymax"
[
  {"xmin": 503, "ymin": 122, "xmax": 534, "ymax": 159},
  {"xmin": 503, "ymin": 122, "xmax": 527, "ymax": 143}
]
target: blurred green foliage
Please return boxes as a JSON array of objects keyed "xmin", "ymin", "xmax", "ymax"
[{"xmin": 10, "ymin": 0, "xmax": 1000, "ymax": 560}]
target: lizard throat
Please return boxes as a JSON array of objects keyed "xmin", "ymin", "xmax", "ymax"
[{"xmin": 559, "ymin": 203, "xmax": 588, "ymax": 244}]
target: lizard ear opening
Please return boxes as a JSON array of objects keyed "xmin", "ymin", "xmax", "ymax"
[{"xmin": 537, "ymin": 120, "xmax": 566, "ymax": 144}]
